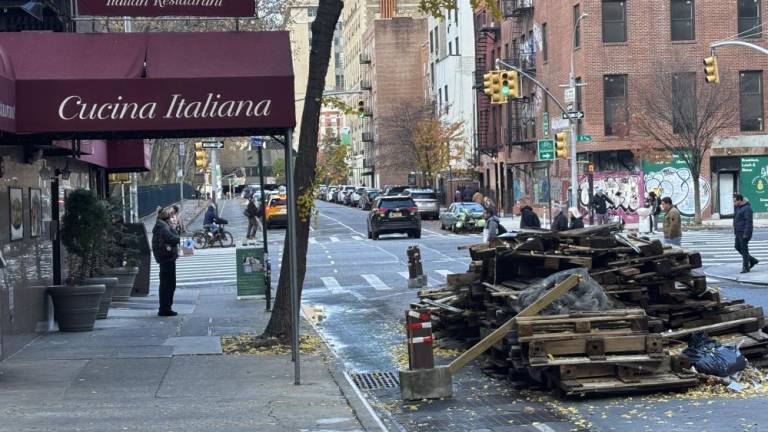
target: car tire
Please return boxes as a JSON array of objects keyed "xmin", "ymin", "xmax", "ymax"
[
  {"xmin": 372, "ymin": 231, "xmax": 379, "ymax": 240},
  {"xmin": 367, "ymin": 229, "xmax": 372, "ymax": 239},
  {"xmin": 413, "ymin": 230, "xmax": 421, "ymax": 239}
]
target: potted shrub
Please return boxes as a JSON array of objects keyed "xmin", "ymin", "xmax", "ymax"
[
  {"xmin": 48, "ymin": 189, "xmax": 110, "ymax": 331},
  {"xmin": 105, "ymin": 216, "xmax": 142, "ymax": 301}
]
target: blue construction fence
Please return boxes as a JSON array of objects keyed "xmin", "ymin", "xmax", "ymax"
[{"xmin": 138, "ymin": 183, "xmax": 196, "ymax": 218}]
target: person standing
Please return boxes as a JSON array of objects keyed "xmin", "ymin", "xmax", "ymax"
[
  {"xmin": 472, "ymin": 189, "xmax": 485, "ymax": 205},
  {"xmin": 483, "ymin": 207, "xmax": 500, "ymax": 242},
  {"xmin": 245, "ymin": 197, "xmax": 262, "ymax": 239},
  {"xmin": 647, "ymin": 192, "xmax": 660, "ymax": 233},
  {"xmin": 462, "ymin": 186, "xmax": 474, "ymax": 203},
  {"xmin": 551, "ymin": 203, "xmax": 569, "ymax": 231},
  {"xmin": 591, "ymin": 188, "xmax": 614, "ymax": 225},
  {"xmin": 660, "ymin": 197, "xmax": 682, "ymax": 246},
  {"xmin": 568, "ymin": 207, "xmax": 585, "ymax": 229},
  {"xmin": 454, "ymin": 188, "xmax": 462, "ymax": 203},
  {"xmin": 519, "ymin": 201, "xmax": 541, "ymax": 229},
  {"xmin": 152, "ymin": 208, "xmax": 181, "ymax": 317},
  {"xmin": 734, "ymin": 194, "xmax": 758, "ymax": 273}
]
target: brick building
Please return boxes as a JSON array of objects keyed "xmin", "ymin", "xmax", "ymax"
[
  {"xmin": 475, "ymin": 0, "xmax": 768, "ymax": 221},
  {"xmin": 363, "ymin": 16, "xmax": 428, "ymax": 187}
]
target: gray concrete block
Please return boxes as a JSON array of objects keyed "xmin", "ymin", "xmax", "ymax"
[{"xmin": 399, "ymin": 365, "xmax": 453, "ymax": 400}]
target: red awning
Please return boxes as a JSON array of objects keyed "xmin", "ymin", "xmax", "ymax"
[{"xmin": 0, "ymin": 31, "xmax": 295, "ymax": 138}]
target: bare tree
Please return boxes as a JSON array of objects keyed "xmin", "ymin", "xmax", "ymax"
[
  {"xmin": 633, "ymin": 67, "xmax": 738, "ymax": 224},
  {"xmin": 378, "ymin": 102, "xmax": 464, "ymax": 188}
]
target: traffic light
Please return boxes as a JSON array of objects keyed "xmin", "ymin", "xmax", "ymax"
[
  {"xmin": 194, "ymin": 142, "xmax": 208, "ymax": 168},
  {"xmin": 703, "ymin": 56, "xmax": 719, "ymax": 84},
  {"xmin": 357, "ymin": 100, "xmax": 366, "ymax": 118},
  {"xmin": 555, "ymin": 132, "xmax": 569, "ymax": 159},
  {"xmin": 489, "ymin": 71, "xmax": 507, "ymax": 105},
  {"xmin": 483, "ymin": 72, "xmax": 494, "ymax": 96},
  {"xmin": 500, "ymin": 70, "xmax": 520, "ymax": 98}
]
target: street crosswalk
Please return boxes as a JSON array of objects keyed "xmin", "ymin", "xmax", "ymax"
[
  {"xmin": 647, "ymin": 231, "xmax": 768, "ymax": 265},
  {"xmin": 150, "ymin": 247, "xmax": 238, "ymax": 287}
]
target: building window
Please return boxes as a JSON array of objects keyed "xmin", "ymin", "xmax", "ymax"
[
  {"xmin": 430, "ymin": 62, "xmax": 435, "ymax": 87},
  {"xmin": 603, "ymin": 74, "xmax": 628, "ymax": 136},
  {"xmin": 671, "ymin": 0, "xmax": 695, "ymax": 40},
  {"xmin": 672, "ymin": 73, "xmax": 696, "ymax": 134},
  {"xmin": 429, "ymin": 30, "xmax": 434, "ymax": 54},
  {"xmin": 455, "ymin": 37, "xmax": 459, "ymax": 55},
  {"xmin": 434, "ymin": 28, "xmax": 439, "ymax": 54},
  {"xmin": 738, "ymin": 0, "xmax": 762, "ymax": 38},
  {"xmin": 307, "ymin": 6, "xmax": 317, "ymax": 17},
  {"xmin": 335, "ymin": 74, "xmax": 345, "ymax": 90},
  {"xmin": 438, "ymin": 88, "xmax": 443, "ymax": 109},
  {"xmin": 542, "ymin": 23, "xmax": 548, "ymax": 61},
  {"xmin": 455, "ymin": 7, "xmax": 458, "ymax": 24},
  {"xmin": 444, "ymin": 85, "xmax": 449, "ymax": 111},
  {"xmin": 448, "ymin": 41, "xmax": 453, "ymax": 55},
  {"xmin": 573, "ymin": 4, "xmax": 581, "ymax": 48},
  {"xmin": 602, "ymin": 1, "xmax": 627, "ymax": 43},
  {"xmin": 740, "ymin": 71, "xmax": 764, "ymax": 131}
]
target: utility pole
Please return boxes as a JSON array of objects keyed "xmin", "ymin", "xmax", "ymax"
[
  {"xmin": 565, "ymin": 12, "xmax": 588, "ymax": 208},
  {"xmin": 124, "ymin": 15, "xmax": 139, "ymax": 222},
  {"xmin": 210, "ymin": 145, "xmax": 219, "ymax": 204}
]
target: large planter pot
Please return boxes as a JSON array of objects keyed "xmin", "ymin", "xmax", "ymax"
[
  {"xmin": 84, "ymin": 277, "xmax": 118, "ymax": 319},
  {"xmin": 48, "ymin": 284, "xmax": 106, "ymax": 332},
  {"xmin": 111, "ymin": 284, "xmax": 134, "ymax": 302},
  {"xmin": 105, "ymin": 266, "xmax": 139, "ymax": 286}
]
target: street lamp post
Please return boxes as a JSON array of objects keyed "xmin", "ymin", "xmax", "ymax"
[{"xmin": 567, "ymin": 12, "xmax": 588, "ymax": 208}]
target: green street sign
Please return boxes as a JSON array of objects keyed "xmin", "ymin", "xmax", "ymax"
[
  {"xmin": 542, "ymin": 112, "xmax": 549, "ymax": 137},
  {"xmin": 537, "ymin": 139, "xmax": 555, "ymax": 161},
  {"xmin": 741, "ymin": 156, "xmax": 768, "ymax": 213},
  {"xmin": 577, "ymin": 134, "xmax": 592, "ymax": 142}
]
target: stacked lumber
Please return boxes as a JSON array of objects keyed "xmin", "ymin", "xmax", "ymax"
[{"xmin": 412, "ymin": 225, "xmax": 768, "ymax": 396}]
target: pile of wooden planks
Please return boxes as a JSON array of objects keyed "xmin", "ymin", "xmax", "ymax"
[{"xmin": 413, "ymin": 225, "xmax": 768, "ymax": 396}]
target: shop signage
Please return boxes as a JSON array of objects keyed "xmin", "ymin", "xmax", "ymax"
[
  {"xmin": 740, "ymin": 156, "xmax": 768, "ymax": 213},
  {"xmin": 75, "ymin": 0, "xmax": 255, "ymax": 17}
]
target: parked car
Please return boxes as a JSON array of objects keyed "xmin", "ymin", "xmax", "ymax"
[
  {"xmin": 351, "ymin": 187, "xmax": 367, "ymax": 206},
  {"xmin": 404, "ymin": 189, "xmax": 439, "ymax": 220},
  {"xmin": 326, "ymin": 187, "xmax": 338, "ymax": 202},
  {"xmin": 317, "ymin": 185, "xmax": 327, "ymax": 200},
  {"xmin": 384, "ymin": 185, "xmax": 408, "ymax": 196},
  {"xmin": 359, "ymin": 188, "xmax": 381, "ymax": 210},
  {"xmin": 337, "ymin": 185, "xmax": 356, "ymax": 204},
  {"xmin": 367, "ymin": 196, "xmax": 421, "ymax": 240},
  {"xmin": 440, "ymin": 202, "xmax": 485, "ymax": 232},
  {"xmin": 264, "ymin": 194, "xmax": 288, "ymax": 229}
]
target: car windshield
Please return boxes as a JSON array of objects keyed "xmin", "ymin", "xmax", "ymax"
[
  {"xmin": 344, "ymin": 186, "xmax": 356, "ymax": 191},
  {"xmin": 269, "ymin": 198, "xmax": 286, "ymax": 206},
  {"xmin": 411, "ymin": 192, "xmax": 436, "ymax": 199},
  {"xmin": 379, "ymin": 199, "xmax": 414, "ymax": 209},
  {"xmin": 367, "ymin": 192, "xmax": 379, "ymax": 197},
  {"xmin": 458, "ymin": 203, "xmax": 484, "ymax": 212}
]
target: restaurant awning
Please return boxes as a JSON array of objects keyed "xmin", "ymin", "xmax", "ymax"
[{"xmin": 0, "ymin": 31, "xmax": 295, "ymax": 140}]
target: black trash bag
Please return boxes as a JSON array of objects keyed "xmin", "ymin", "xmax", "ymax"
[{"xmin": 682, "ymin": 331, "xmax": 747, "ymax": 377}]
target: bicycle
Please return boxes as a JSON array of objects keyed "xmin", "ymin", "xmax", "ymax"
[{"xmin": 192, "ymin": 223, "xmax": 234, "ymax": 249}]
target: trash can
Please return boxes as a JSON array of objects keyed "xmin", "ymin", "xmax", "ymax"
[{"xmin": 236, "ymin": 246, "xmax": 266, "ymax": 299}]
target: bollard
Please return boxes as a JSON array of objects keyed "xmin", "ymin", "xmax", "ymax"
[
  {"xmin": 399, "ymin": 309, "xmax": 453, "ymax": 400},
  {"xmin": 406, "ymin": 246, "xmax": 427, "ymax": 288}
]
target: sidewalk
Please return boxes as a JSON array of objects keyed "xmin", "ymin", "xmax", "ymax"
[
  {"xmin": 705, "ymin": 262, "xmax": 768, "ymax": 286},
  {"xmin": 0, "ymin": 284, "xmax": 368, "ymax": 431}
]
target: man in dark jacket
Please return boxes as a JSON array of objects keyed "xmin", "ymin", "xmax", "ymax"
[
  {"xmin": 551, "ymin": 203, "xmax": 569, "ymax": 231},
  {"xmin": 591, "ymin": 188, "xmax": 614, "ymax": 225},
  {"xmin": 519, "ymin": 202, "xmax": 541, "ymax": 229},
  {"xmin": 152, "ymin": 208, "xmax": 181, "ymax": 316},
  {"xmin": 245, "ymin": 198, "xmax": 262, "ymax": 239},
  {"xmin": 462, "ymin": 186, "xmax": 474, "ymax": 203},
  {"xmin": 484, "ymin": 207, "xmax": 500, "ymax": 241},
  {"xmin": 569, "ymin": 207, "xmax": 585, "ymax": 229},
  {"xmin": 734, "ymin": 194, "xmax": 758, "ymax": 273}
]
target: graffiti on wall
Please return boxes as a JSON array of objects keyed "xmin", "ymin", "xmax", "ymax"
[
  {"xmin": 578, "ymin": 172, "xmax": 643, "ymax": 223},
  {"xmin": 643, "ymin": 167, "xmax": 711, "ymax": 216}
]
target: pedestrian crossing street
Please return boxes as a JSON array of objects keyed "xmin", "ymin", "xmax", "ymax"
[{"xmin": 647, "ymin": 231, "xmax": 768, "ymax": 265}]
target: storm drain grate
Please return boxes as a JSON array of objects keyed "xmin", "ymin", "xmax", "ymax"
[{"xmin": 350, "ymin": 371, "xmax": 400, "ymax": 390}]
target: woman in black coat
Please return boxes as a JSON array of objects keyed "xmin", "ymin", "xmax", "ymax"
[
  {"xmin": 152, "ymin": 208, "xmax": 181, "ymax": 317},
  {"xmin": 569, "ymin": 207, "xmax": 585, "ymax": 229}
]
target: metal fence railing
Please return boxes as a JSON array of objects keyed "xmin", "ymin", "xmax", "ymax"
[{"xmin": 137, "ymin": 183, "xmax": 195, "ymax": 218}]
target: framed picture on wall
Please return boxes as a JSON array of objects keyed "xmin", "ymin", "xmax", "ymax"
[
  {"xmin": 9, "ymin": 187, "xmax": 24, "ymax": 241},
  {"xmin": 30, "ymin": 188, "xmax": 42, "ymax": 238}
]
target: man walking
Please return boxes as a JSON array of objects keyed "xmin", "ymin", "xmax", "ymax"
[
  {"xmin": 660, "ymin": 197, "xmax": 682, "ymax": 246},
  {"xmin": 591, "ymin": 188, "xmax": 614, "ymax": 225},
  {"xmin": 483, "ymin": 207, "xmax": 501, "ymax": 242},
  {"xmin": 245, "ymin": 197, "xmax": 262, "ymax": 239},
  {"xmin": 734, "ymin": 194, "xmax": 758, "ymax": 273}
]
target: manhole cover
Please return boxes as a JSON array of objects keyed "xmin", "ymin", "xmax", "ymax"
[{"xmin": 350, "ymin": 371, "xmax": 400, "ymax": 390}]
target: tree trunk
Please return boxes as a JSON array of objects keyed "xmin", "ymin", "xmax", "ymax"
[
  {"xmin": 692, "ymin": 174, "xmax": 702, "ymax": 225},
  {"xmin": 261, "ymin": 0, "xmax": 343, "ymax": 340}
]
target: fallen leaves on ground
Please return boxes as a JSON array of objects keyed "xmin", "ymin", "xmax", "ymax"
[
  {"xmin": 221, "ymin": 333, "xmax": 323, "ymax": 356},
  {"xmin": 675, "ymin": 366, "xmax": 768, "ymax": 399},
  {"xmin": 389, "ymin": 343, "xmax": 464, "ymax": 370}
]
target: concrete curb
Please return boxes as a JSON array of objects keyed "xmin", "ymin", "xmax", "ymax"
[{"xmin": 704, "ymin": 262, "xmax": 768, "ymax": 286}]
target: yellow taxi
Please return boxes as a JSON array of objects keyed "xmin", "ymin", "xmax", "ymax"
[{"xmin": 264, "ymin": 194, "xmax": 287, "ymax": 229}]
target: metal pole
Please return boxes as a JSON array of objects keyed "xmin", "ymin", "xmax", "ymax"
[
  {"xmin": 547, "ymin": 162, "xmax": 552, "ymax": 230},
  {"xmin": 210, "ymin": 147, "xmax": 219, "ymax": 205},
  {"xmin": 284, "ymin": 129, "xmax": 300, "ymax": 385},
  {"xmin": 258, "ymin": 143, "xmax": 271, "ymax": 311},
  {"xmin": 51, "ymin": 178, "xmax": 61, "ymax": 285},
  {"xmin": 568, "ymin": 13, "xmax": 587, "ymax": 209},
  {"xmin": 179, "ymin": 142, "xmax": 185, "ymax": 209}
]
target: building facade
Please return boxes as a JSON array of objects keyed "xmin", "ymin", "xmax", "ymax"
[
  {"xmin": 426, "ymin": 2, "xmax": 478, "ymax": 201},
  {"xmin": 475, "ymin": 0, "xmax": 768, "ymax": 221}
]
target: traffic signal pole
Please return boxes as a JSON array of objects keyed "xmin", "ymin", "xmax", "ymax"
[{"xmin": 495, "ymin": 58, "xmax": 578, "ymax": 206}]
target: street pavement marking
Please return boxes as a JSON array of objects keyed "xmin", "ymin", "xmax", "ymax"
[
  {"xmin": 352, "ymin": 235, "xmax": 363, "ymax": 241},
  {"xmin": 398, "ymin": 271, "xmax": 410, "ymax": 279},
  {"xmin": 321, "ymin": 277, "xmax": 344, "ymax": 294},
  {"xmin": 435, "ymin": 270, "xmax": 452, "ymax": 277},
  {"xmin": 330, "ymin": 236, "xmax": 340, "ymax": 242},
  {"xmin": 362, "ymin": 274, "xmax": 391, "ymax": 291},
  {"xmin": 532, "ymin": 423, "xmax": 557, "ymax": 432},
  {"xmin": 309, "ymin": 237, "xmax": 319, "ymax": 245}
]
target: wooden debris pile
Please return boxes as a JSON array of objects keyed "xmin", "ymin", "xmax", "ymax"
[{"xmin": 413, "ymin": 225, "xmax": 768, "ymax": 396}]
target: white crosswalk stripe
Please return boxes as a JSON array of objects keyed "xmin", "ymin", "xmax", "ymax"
[
  {"xmin": 151, "ymin": 248, "xmax": 236, "ymax": 286},
  {"xmin": 329, "ymin": 236, "xmax": 340, "ymax": 242},
  {"xmin": 361, "ymin": 274, "xmax": 391, "ymax": 291},
  {"xmin": 435, "ymin": 269, "xmax": 453, "ymax": 278},
  {"xmin": 398, "ymin": 271, "xmax": 410, "ymax": 279},
  {"xmin": 646, "ymin": 231, "xmax": 768, "ymax": 265},
  {"xmin": 321, "ymin": 276, "xmax": 344, "ymax": 294}
]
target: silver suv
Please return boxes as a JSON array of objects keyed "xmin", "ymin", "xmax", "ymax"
[{"xmin": 404, "ymin": 189, "xmax": 439, "ymax": 220}]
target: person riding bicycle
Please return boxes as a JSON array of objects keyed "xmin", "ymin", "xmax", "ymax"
[{"xmin": 203, "ymin": 204, "xmax": 226, "ymax": 238}]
